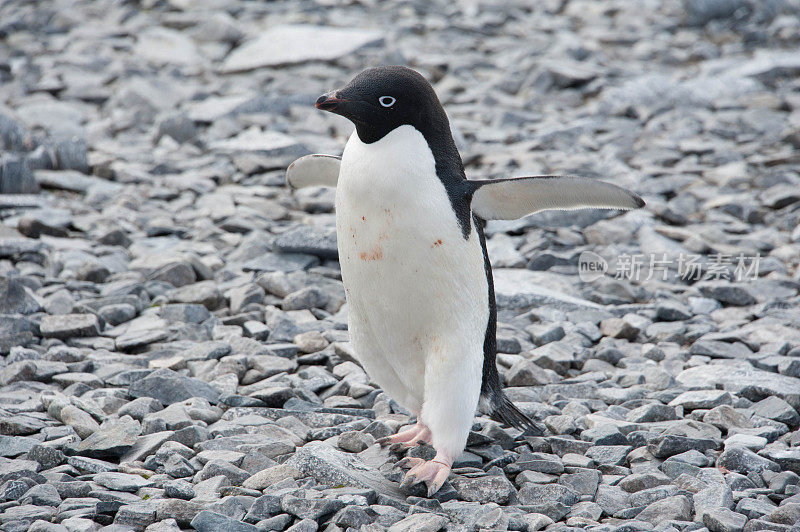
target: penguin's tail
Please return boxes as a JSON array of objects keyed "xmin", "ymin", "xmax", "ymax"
[{"xmin": 488, "ymin": 393, "xmax": 545, "ymax": 437}]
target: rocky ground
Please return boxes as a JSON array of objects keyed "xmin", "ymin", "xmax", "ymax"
[{"xmin": 2, "ymin": 0, "xmax": 800, "ymax": 531}]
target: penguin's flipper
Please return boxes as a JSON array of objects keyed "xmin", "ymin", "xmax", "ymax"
[
  {"xmin": 469, "ymin": 175, "xmax": 645, "ymax": 220},
  {"xmin": 286, "ymin": 154, "xmax": 341, "ymax": 188}
]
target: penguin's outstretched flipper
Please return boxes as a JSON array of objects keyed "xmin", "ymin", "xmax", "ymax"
[
  {"xmin": 286, "ymin": 154, "xmax": 341, "ymax": 188},
  {"xmin": 469, "ymin": 175, "xmax": 644, "ymax": 220}
]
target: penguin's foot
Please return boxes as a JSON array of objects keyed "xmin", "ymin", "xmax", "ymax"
[
  {"xmin": 376, "ymin": 422, "xmax": 431, "ymax": 448},
  {"xmin": 398, "ymin": 453, "xmax": 453, "ymax": 497}
]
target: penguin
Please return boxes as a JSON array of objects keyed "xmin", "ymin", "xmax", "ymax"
[{"xmin": 287, "ymin": 66, "xmax": 644, "ymax": 495}]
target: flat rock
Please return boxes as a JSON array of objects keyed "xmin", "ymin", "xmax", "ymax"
[
  {"xmin": 221, "ymin": 25, "xmax": 383, "ymax": 72},
  {"xmin": 677, "ymin": 362, "xmax": 800, "ymax": 399},
  {"xmin": 129, "ymin": 368, "xmax": 221, "ymax": 405},
  {"xmin": 636, "ymin": 495, "xmax": 692, "ymax": 524},
  {"xmin": 286, "ymin": 441, "xmax": 406, "ymax": 505},
  {"xmin": 74, "ymin": 417, "xmax": 141, "ymax": 458},
  {"xmin": 493, "ymin": 269, "xmax": 603, "ymax": 312},
  {"xmin": 39, "ymin": 314, "xmax": 100, "ymax": 339},
  {"xmin": 210, "ymin": 127, "xmax": 307, "ymax": 161},
  {"xmin": 190, "ymin": 510, "xmax": 259, "ymax": 532},
  {"xmin": 669, "ymin": 390, "xmax": 733, "ymax": 410},
  {"xmin": 94, "ymin": 472, "xmax": 154, "ymax": 492},
  {"xmin": 273, "ymin": 226, "xmax": 338, "ymax": 260}
]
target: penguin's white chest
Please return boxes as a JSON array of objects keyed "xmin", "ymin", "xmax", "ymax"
[{"xmin": 334, "ymin": 125, "xmax": 488, "ymax": 407}]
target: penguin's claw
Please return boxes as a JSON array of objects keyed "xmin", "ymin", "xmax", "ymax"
[
  {"xmin": 399, "ymin": 458, "xmax": 452, "ymax": 496},
  {"xmin": 396, "ymin": 456, "xmax": 425, "ymax": 471},
  {"xmin": 376, "ymin": 423, "xmax": 432, "ymax": 448}
]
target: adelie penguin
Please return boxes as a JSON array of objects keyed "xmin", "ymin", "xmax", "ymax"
[{"xmin": 287, "ymin": 66, "xmax": 644, "ymax": 495}]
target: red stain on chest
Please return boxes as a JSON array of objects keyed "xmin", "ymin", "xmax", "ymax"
[
  {"xmin": 431, "ymin": 239, "xmax": 443, "ymax": 248},
  {"xmin": 359, "ymin": 246, "xmax": 383, "ymax": 261},
  {"xmin": 355, "ymin": 215, "xmax": 390, "ymax": 261}
]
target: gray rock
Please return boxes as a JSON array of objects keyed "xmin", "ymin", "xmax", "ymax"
[
  {"xmin": 626, "ymin": 403, "xmax": 678, "ymax": 423},
  {"xmin": 649, "ymin": 434, "xmax": 718, "ymax": 458},
  {"xmin": 655, "ymin": 300, "xmax": 692, "ymax": 321},
  {"xmin": 156, "ymin": 499, "xmax": 205, "ymax": 526},
  {"xmin": 129, "ymin": 368, "xmax": 220, "ymax": 405},
  {"xmin": 210, "ymin": 128, "xmax": 308, "ymax": 164},
  {"xmin": 387, "ymin": 513, "xmax": 448, "ymax": 532},
  {"xmin": 242, "ymin": 252, "xmax": 319, "ymax": 273},
  {"xmin": 636, "ymin": 495, "xmax": 692, "ymax": 524},
  {"xmin": 669, "ymin": 390, "xmax": 733, "ymax": 410},
  {"xmin": 717, "ymin": 446, "xmax": 779, "ymax": 475},
  {"xmin": 558, "ymin": 469, "xmax": 600, "ymax": 497},
  {"xmin": 337, "ymin": 430, "xmax": 373, "ymax": 453},
  {"xmin": 494, "ymin": 269, "xmax": 603, "ymax": 312},
  {"xmin": 629, "ymin": 485, "xmax": 680, "ymax": 508},
  {"xmin": 736, "ymin": 497, "xmax": 776, "ymax": 520},
  {"xmin": 155, "ymin": 113, "xmax": 198, "ymax": 144},
  {"xmin": 39, "ymin": 314, "xmax": 100, "ymax": 339},
  {"xmin": 167, "ymin": 281, "xmax": 223, "ymax": 310},
  {"xmin": 697, "ymin": 282, "xmax": 756, "ymax": 306},
  {"xmin": 281, "ymin": 495, "xmax": 344, "ymax": 520},
  {"xmin": 59, "ymin": 405, "xmax": 100, "ymax": 439},
  {"xmin": 765, "ymin": 503, "xmax": 800, "ymax": 525},
  {"xmin": 0, "ymin": 505, "xmax": 55, "ymax": 527},
  {"xmin": 518, "ymin": 483, "xmax": 580, "ymax": 506},
  {"xmin": 255, "ymin": 514, "xmax": 293, "ymax": 531},
  {"xmin": 0, "ymin": 277, "xmax": 41, "ymax": 314},
  {"xmin": 75, "ymin": 417, "xmax": 141, "ymax": 458},
  {"xmin": 0, "ymin": 315, "xmax": 38, "ymax": 354},
  {"xmin": 19, "ymin": 484, "xmax": 61, "ymax": 507},
  {"xmin": 163, "ymin": 480, "xmax": 195, "ymax": 500},
  {"xmin": 762, "ymin": 450, "xmax": 800, "ymax": 475},
  {"xmin": 450, "ymin": 475, "xmax": 516, "ymax": 504},
  {"xmin": 98, "ymin": 303, "xmax": 137, "ymax": 325},
  {"xmin": 196, "ymin": 460, "xmax": 250, "ymax": 486},
  {"xmin": 617, "ymin": 471, "xmax": 672, "ymax": 492},
  {"xmin": 145, "ymin": 519, "xmax": 182, "ymax": 532},
  {"xmin": 25, "ymin": 444, "xmax": 64, "ymax": 469},
  {"xmin": 35, "ymin": 170, "xmax": 111, "ymax": 194},
  {"xmin": 286, "ymin": 518, "xmax": 318, "ymax": 532},
  {"xmin": 191, "ymin": 510, "xmax": 260, "ymax": 532},
  {"xmin": 286, "ymin": 442, "xmax": 405, "ymax": 504},
  {"xmin": 221, "ymin": 25, "xmax": 383, "ymax": 72},
  {"xmin": 243, "ymin": 464, "xmax": 301, "ymax": 491},
  {"xmin": 334, "ymin": 505, "xmax": 374, "ymax": 528},
  {"xmin": 114, "ymin": 501, "xmax": 159, "ymax": 529},
  {"xmin": 585, "ymin": 445, "xmax": 632, "ymax": 466},
  {"xmin": 95, "ymin": 472, "xmax": 154, "ymax": 492},
  {"xmin": 0, "ymin": 435, "xmax": 39, "ymax": 457},
  {"xmin": 683, "ymin": 0, "xmax": 748, "ymax": 26},
  {"xmin": 118, "ymin": 397, "xmax": 163, "ymax": 421},
  {"xmin": 690, "ymin": 340, "xmax": 753, "ymax": 359},
  {"xmin": 1, "ymin": 153, "xmax": 39, "ymax": 195},
  {"xmin": 703, "ymin": 507, "xmax": 746, "ymax": 532},
  {"xmin": 694, "ymin": 483, "xmax": 734, "ymax": 522},
  {"xmin": 283, "ymin": 287, "xmax": 330, "ymax": 311},
  {"xmin": 677, "ymin": 362, "xmax": 800, "ymax": 399},
  {"xmin": 703, "ymin": 405, "xmax": 753, "ymax": 431},
  {"xmin": 750, "ymin": 396, "xmax": 800, "ymax": 427},
  {"xmin": 273, "ymin": 226, "xmax": 338, "ymax": 260}
]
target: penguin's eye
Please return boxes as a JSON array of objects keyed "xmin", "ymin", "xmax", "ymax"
[{"xmin": 378, "ymin": 96, "xmax": 396, "ymax": 108}]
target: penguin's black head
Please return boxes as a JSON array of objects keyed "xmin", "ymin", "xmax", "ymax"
[{"xmin": 315, "ymin": 66, "xmax": 448, "ymax": 144}]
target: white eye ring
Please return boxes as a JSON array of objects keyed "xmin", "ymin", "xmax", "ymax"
[{"xmin": 379, "ymin": 96, "xmax": 395, "ymax": 108}]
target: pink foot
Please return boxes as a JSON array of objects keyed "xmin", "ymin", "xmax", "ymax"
[
  {"xmin": 398, "ymin": 452, "xmax": 453, "ymax": 496},
  {"xmin": 376, "ymin": 421, "xmax": 432, "ymax": 448}
]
